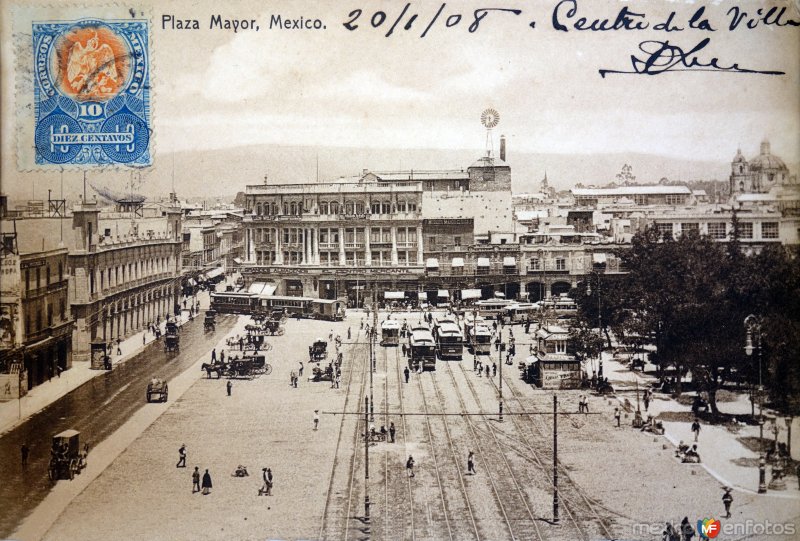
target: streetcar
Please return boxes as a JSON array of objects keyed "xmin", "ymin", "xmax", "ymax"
[
  {"xmin": 408, "ymin": 325, "xmax": 437, "ymax": 371},
  {"xmin": 473, "ymin": 298, "xmax": 514, "ymax": 319},
  {"xmin": 464, "ymin": 314, "xmax": 492, "ymax": 354},
  {"xmin": 434, "ymin": 320, "xmax": 464, "ymax": 359},
  {"xmin": 538, "ymin": 295, "xmax": 578, "ymax": 316},
  {"xmin": 380, "ymin": 319, "xmax": 401, "ymax": 346},
  {"xmin": 501, "ymin": 302, "xmax": 539, "ymax": 325},
  {"xmin": 210, "ymin": 292, "xmax": 345, "ymax": 321}
]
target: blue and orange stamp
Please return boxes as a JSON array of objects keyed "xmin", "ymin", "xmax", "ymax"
[{"xmin": 32, "ymin": 18, "xmax": 151, "ymax": 166}]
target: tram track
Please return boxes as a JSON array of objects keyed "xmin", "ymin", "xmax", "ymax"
[
  {"xmin": 318, "ymin": 329, "xmax": 370, "ymax": 541},
  {"xmin": 441, "ymin": 359, "xmax": 545, "ymax": 541}
]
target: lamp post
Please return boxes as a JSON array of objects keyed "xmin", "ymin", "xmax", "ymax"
[
  {"xmin": 586, "ymin": 271, "xmax": 603, "ymax": 378},
  {"xmin": 537, "ymin": 249, "xmax": 545, "ymax": 303},
  {"xmin": 744, "ymin": 314, "xmax": 767, "ymax": 494}
]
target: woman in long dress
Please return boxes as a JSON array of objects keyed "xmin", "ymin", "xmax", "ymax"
[{"xmin": 202, "ymin": 469, "xmax": 212, "ymax": 495}]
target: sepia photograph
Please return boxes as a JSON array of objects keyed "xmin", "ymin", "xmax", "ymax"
[{"xmin": 1, "ymin": 1, "xmax": 799, "ymax": 540}]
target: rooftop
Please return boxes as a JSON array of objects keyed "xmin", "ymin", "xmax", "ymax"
[{"xmin": 572, "ymin": 186, "xmax": 692, "ymax": 197}]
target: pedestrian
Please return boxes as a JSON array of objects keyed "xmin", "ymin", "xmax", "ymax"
[
  {"xmin": 614, "ymin": 407, "xmax": 621, "ymax": 428},
  {"xmin": 389, "ymin": 422, "xmax": 396, "ymax": 443},
  {"xmin": 722, "ymin": 487, "xmax": 733, "ymax": 518},
  {"xmin": 227, "ymin": 380, "xmax": 232, "ymax": 396},
  {"xmin": 583, "ymin": 395, "xmax": 589, "ymax": 414},
  {"xmin": 401, "ymin": 343, "xmax": 407, "ymax": 357},
  {"xmin": 201, "ymin": 469, "xmax": 212, "ymax": 495},
  {"xmin": 143, "ymin": 333, "xmax": 146, "ymax": 345},
  {"xmin": 360, "ymin": 318, "xmax": 364, "ymax": 330},
  {"xmin": 404, "ymin": 366, "xmax": 410, "ymax": 383},
  {"xmin": 192, "ymin": 466, "xmax": 201, "ymax": 493},
  {"xmin": 291, "ymin": 370, "xmax": 298, "ymax": 387},
  {"xmin": 335, "ymin": 373, "xmax": 341, "ymax": 388},
  {"xmin": 348, "ymin": 327, "xmax": 352, "ymax": 340},
  {"xmin": 643, "ymin": 389, "xmax": 651, "ymax": 412},
  {"xmin": 177, "ymin": 444, "xmax": 187, "ymax": 468},
  {"xmin": 220, "ymin": 350, "xmax": 225, "ymax": 363},
  {"xmin": 266, "ymin": 468, "xmax": 273, "ymax": 495},
  {"xmin": 116, "ymin": 341, "xmax": 122, "ymax": 356},
  {"xmin": 328, "ymin": 330, "xmax": 333, "ymax": 342},
  {"xmin": 467, "ymin": 451, "xmax": 476, "ymax": 475},
  {"xmin": 485, "ymin": 364, "xmax": 490, "ymax": 378},
  {"xmin": 314, "ymin": 409, "xmax": 320, "ymax": 430},
  {"xmin": 260, "ymin": 467, "xmax": 269, "ymax": 495},
  {"xmin": 680, "ymin": 516, "xmax": 695, "ymax": 540},
  {"xmin": 211, "ymin": 348, "xmax": 217, "ymax": 362},
  {"xmin": 406, "ymin": 455, "xmax": 415, "ymax": 477},
  {"xmin": 21, "ymin": 443, "xmax": 29, "ymax": 467},
  {"xmin": 492, "ymin": 362, "xmax": 497, "ymax": 377},
  {"xmin": 691, "ymin": 418, "xmax": 701, "ymax": 442}
]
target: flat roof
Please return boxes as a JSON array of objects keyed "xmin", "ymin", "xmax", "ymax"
[{"xmin": 572, "ymin": 186, "xmax": 692, "ymax": 196}]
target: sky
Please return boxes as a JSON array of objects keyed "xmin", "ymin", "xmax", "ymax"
[{"xmin": 2, "ymin": 0, "xmax": 799, "ymax": 200}]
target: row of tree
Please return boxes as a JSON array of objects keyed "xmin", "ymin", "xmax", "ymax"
[{"xmin": 570, "ymin": 223, "xmax": 800, "ymax": 415}]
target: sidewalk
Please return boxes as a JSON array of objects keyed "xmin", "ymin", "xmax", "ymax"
[
  {"xmin": 603, "ymin": 351, "xmax": 800, "ymax": 499},
  {"xmin": 0, "ymin": 291, "xmax": 210, "ymax": 437}
]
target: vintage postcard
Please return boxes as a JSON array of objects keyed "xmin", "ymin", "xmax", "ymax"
[{"xmin": 1, "ymin": 1, "xmax": 799, "ymax": 540}]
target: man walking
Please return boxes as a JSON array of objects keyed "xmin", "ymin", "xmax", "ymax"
[
  {"xmin": 406, "ymin": 455, "xmax": 415, "ymax": 477},
  {"xmin": 192, "ymin": 466, "xmax": 201, "ymax": 493},
  {"xmin": 313, "ymin": 410, "xmax": 320, "ymax": 430},
  {"xmin": 722, "ymin": 487, "xmax": 733, "ymax": 518},
  {"xmin": 467, "ymin": 451, "xmax": 476, "ymax": 475},
  {"xmin": 177, "ymin": 444, "xmax": 187, "ymax": 468},
  {"xmin": 227, "ymin": 380, "xmax": 232, "ymax": 396},
  {"xmin": 211, "ymin": 348, "xmax": 217, "ymax": 362},
  {"xmin": 643, "ymin": 389, "xmax": 651, "ymax": 412},
  {"xmin": 21, "ymin": 443, "xmax": 29, "ymax": 468},
  {"xmin": 614, "ymin": 407, "xmax": 621, "ymax": 428},
  {"xmin": 389, "ymin": 422, "xmax": 396, "ymax": 443},
  {"xmin": 492, "ymin": 363, "xmax": 497, "ymax": 377},
  {"xmin": 691, "ymin": 418, "xmax": 701, "ymax": 442},
  {"xmin": 404, "ymin": 366, "xmax": 410, "ymax": 383},
  {"xmin": 298, "ymin": 361, "xmax": 304, "ymax": 377},
  {"xmin": 266, "ymin": 468, "xmax": 273, "ymax": 495}
]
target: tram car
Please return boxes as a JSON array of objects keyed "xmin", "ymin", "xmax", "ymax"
[
  {"xmin": 432, "ymin": 317, "xmax": 464, "ymax": 359},
  {"xmin": 408, "ymin": 325, "xmax": 437, "ymax": 371},
  {"xmin": 473, "ymin": 298, "xmax": 514, "ymax": 320},
  {"xmin": 210, "ymin": 292, "xmax": 346, "ymax": 321},
  {"xmin": 464, "ymin": 314, "xmax": 492, "ymax": 354},
  {"xmin": 380, "ymin": 319, "xmax": 401, "ymax": 346}
]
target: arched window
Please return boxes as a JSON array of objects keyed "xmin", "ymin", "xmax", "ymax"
[
  {"xmin": 290, "ymin": 202, "xmax": 297, "ymax": 215},
  {"xmin": 382, "ymin": 201, "xmax": 391, "ymax": 214},
  {"xmin": 256, "ymin": 203, "xmax": 262, "ymax": 215},
  {"xmin": 319, "ymin": 202, "xmax": 328, "ymax": 214},
  {"xmin": 270, "ymin": 203, "xmax": 277, "ymax": 215},
  {"xmin": 371, "ymin": 201, "xmax": 381, "ymax": 214},
  {"xmin": 345, "ymin": 201, "xmax": 355, "ymax": 214},
  {"xmin": 330, "ymin": 201, "xmax": 339, "ymax": 215},
  {"xmin": 396, "ymin": 200, "xmax": 406, "ymax": 213},
  {"xmin": 356, "ymin": 201, "xmax": 365, "ymax": 214},
  {"xmin": 283, "ymin": 203, "xmax": 289, "ymax": 215}
]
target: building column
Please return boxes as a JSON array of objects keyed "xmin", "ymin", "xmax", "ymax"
[
  {"xmin": 391, "ymin": 226, "xmax": 399, "ymax": 265},
  {"xmin": 416, "ymin": 227, "xmax": 424, "ymax": 265},
  {"xmin": 338, "ymin": 227, "xmax": 346, "ymax": 265},
  {"xmin": 275, "ymin": 227, "xmax": 284, "ymax": 264},
  {"xmin": 313, "ymin": 228, "xmax": 320, "ymax": 265},
  {"xmin": 301, "ymin": 228, "xmax": 308, "ymax": 265},
  {"xmin": 365, "ymin": 226, "xmax": 372, "ymax": 265}
]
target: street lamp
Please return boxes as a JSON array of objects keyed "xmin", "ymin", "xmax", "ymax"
[{"xmin": 744, "ymin": 314, "xmax": 767, "ymax": 494}]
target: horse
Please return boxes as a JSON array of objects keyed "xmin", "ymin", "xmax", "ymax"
[{"xmin": 201, "ymin": 362, "xmax": 224, "ymax": 379}]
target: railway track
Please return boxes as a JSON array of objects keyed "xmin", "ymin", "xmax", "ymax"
[
  {"xmin": 439, "ymin": 360, "xmax": 545, "ymax": 541},
  {"xmin": 463, "ymin": 340, "xmax": 617, "ymax": 541},
  {"xmin": 318, "ymin": 330, "xmax": 371, "ymax": 541}
]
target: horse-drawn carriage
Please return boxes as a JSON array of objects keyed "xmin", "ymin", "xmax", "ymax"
[
  {"xmin": 49, "ymin": 429, "xmax": 87, "ymax": 481},
  {"xmin": 202, "ymin": 353, "xmax": 272, "ymax": 380},
  {"xmin": 309, "ymin": 339, "xmax": 327, "ymax": 363},
  {"xmin": 164, "ymin": 321, "xmax": 180, "ymax": 353},
  {"xmin": 204, "ymin": 309, "xmax": 217, "ymax": 332},
  {"xmin": 309, "ymin": 363, "xmax": 334, "ymax": 382},
  {"xmin": 146, "ymin": 378, "xmax": 169, "ymax": 402},
  {"xmin": 263, "ymin": 319, "xmax": 284, "ymax": 335}
]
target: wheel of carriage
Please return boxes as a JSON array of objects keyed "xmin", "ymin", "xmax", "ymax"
[{"xmin": 264, "ymin": 364, "xmax": 272, "ymax": 375}]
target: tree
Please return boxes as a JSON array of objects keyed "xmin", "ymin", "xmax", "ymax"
[{"xmin": 568, "ymin": 320, "xmax": 604, "ymax": 371}]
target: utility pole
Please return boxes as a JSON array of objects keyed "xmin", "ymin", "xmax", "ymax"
[
  {"xmin": 364, "ymin": 396, "xmax": 370, "ymax": 523},
  {"xmin": 553, "ymin": 394, "xmax": 559, "ymax": 523}
]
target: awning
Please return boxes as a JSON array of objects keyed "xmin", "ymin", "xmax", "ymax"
[
  {"xmin": 451, "ymin": 257, "xmax": 464, "ymax": 268},
  {"xmin": 187, "ymin": 278, "xmax": 197, "ymax": 286},
  {"xmin": 248, "ymin": 282, "xmax": 266, "ymax": 294},
  {"xmin": 503, "ymin": 256, "xmax": 517, "ymax": 266},
  {"xmin": 461, "ymin": 289, "xmax": 482, "ymax": 300},
  {"xmin": 593, "ymin": 253, "xmax": 607, "ymax": 263},
  {"xmin": 207, "ymin": 268, "xmax": 224, "ymax": 279},
  {"xmin": 494, "ymin": 291, "xmax": 506, "ymax": 298},
  {"xmin": 233, "ymin": 257, "xmax": 242, "ymax": 265},
  {"xmin": 426, "ymin": 258, "xmax": 439, "ymax": 269},
  {"xmin": 437, "ymin": 290, "xmax": 449, "ymax": 298},
  {"xmin": 477, "ymin": 257, "xmax": 491, "ymax": 267},
  {"xmin": 24, "ymin": 337, "xmax": 54, "ymax": 352},
  {"xmin": 384, "ymin": 291, "xmax": 405, "ymax": 300},
  {"xmin": 257, "ymin": 284, "xmax": 276, "ymax": 297}
]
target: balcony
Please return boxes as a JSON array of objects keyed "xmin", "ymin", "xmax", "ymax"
[{"xmin": 344, "ymin": 242, "xmax": 365, "ymax": 249}]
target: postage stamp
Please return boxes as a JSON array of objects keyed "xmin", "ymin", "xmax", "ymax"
[{"xmin": 30, "ymin": 17, "xmax": 151, "ymax": 167}]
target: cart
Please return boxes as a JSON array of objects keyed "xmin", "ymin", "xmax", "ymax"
[
  {"xmin": 49, "ymin": 429, "xmax": 86, "ymax": 481},
  {"xmin": 164, "ymin": 320, "xmax": 180, "ymax": 352},
  {"xmin": 204, "ymin": 312, "xmax": 216, "ymax": 332},
  {"xmin": 309, "ymin": 339, "xmax": 327, "ymax": 363},
  {"xmin": 146, "ymin": 378, "xmax": 169, "ymax": 402}
]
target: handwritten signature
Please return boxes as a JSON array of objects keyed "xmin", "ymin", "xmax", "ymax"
[{"xmin": 599, "ymin": 38, "xmax": 785, "ymax": 77}]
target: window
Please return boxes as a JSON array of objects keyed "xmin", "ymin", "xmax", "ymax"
[
  {"xmin": 681, "ymin": 223, "xmax": 699, "ymax": 236},
  {"xmin": 556, "ymin": 258, "xmax": 566, "ymax": 271},
  {"xmin": 454, "ymin": 236, "xmax": 461, "ymax": 247},
  {"xmin": 256, "ymin": 203, "xmax": 262, "ymax": 215},
  {"xmin": 555, "ymin": 340, "xmax": 566, "ymax": 354},
  {"xmin": 47, "ymin": 303, "xmax": 53, "ymax": 326},
  {"xmin": 666, "ymin": 194, "xmax": 685, "ymax": 205},
  {"xmin": 356, "ymin": 202, "xmax": 364, "ymax": 214},
  {"xmin": 634, "ymin": 195, "xmax": 648, "ymax": 205},
  {"xmin": 408, "ymin": 202, "xmax": 417, "ymax": 212},
  {"xmin": 60, "ymin": 299, "xmax": 66, "ymax": 320},
  {"xmin": 283, "ymin": 230, "xmax": 290, "ymax": 244},
  {"xmin": 428, "ymin": 236, "xmax": 436, "ymax": 248},
  {"xmin": 371, "ymin": 202, "xmax": 381, "ymax": 214},
  {"xmin": 762, "ymin": 222, "xmax": 779, "ymax": 239},
  {"xmin": 738, "ymin": 222, "xmax": 753, "ymax": 239},
  {"xmin": 707, "ymin": 223, "xmax": 726, "ymax": 239},
  {"xmin": 530, "ymin": 258, "xmax": 540, "ymax": 271},
  {"xmin": 25, "ymin": 269, "xmax": 30, "ymax": 291},
  {"xmin": 290, "ymin": 202, "xmax": 297, "ymax": 215},
  {"xmin": 271, "ymin": 203, "xmax": 278, "ymax": 215},
  {"xmin": 330, "ymin": 202, "xmax": 340, "ymax": 215},
  {"xmin": 59, "ymin": 262, "xmax": 63, "ymax": 281},
  {"xmin": 319, "ymin": 202, "xmax": 328, "ymax": 214},
  {"xmin": 283, "ymin": 203, "xmax": 289, "ymax": 215},
  {"xmin": 396, "ymin": 201, "xmax": 406, "ymax": 213},
  {"xmin": 656, "ymin": 223, "xmax": 674, "ymax": 240},
  {"xmin": 382, "ymin": 201, "xmax": 391, "ymax": 214},
  {"xmin": 36, "ymin": 268, "xmax": 41, "ymax": 289}
]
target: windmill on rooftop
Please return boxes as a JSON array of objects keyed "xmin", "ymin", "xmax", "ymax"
[{"xmin": 481, "ymin": 108, "xmax": 500, "ymax": 162}]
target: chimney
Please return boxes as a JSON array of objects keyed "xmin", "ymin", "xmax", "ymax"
[{"xmin": 500, "ymin": 135, "xmax": 506, "ymax": 162}]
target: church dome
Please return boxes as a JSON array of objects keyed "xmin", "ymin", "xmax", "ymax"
[{"xmin": 749, "ymin": 140, "xmax": 787, "ymax": 171}]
